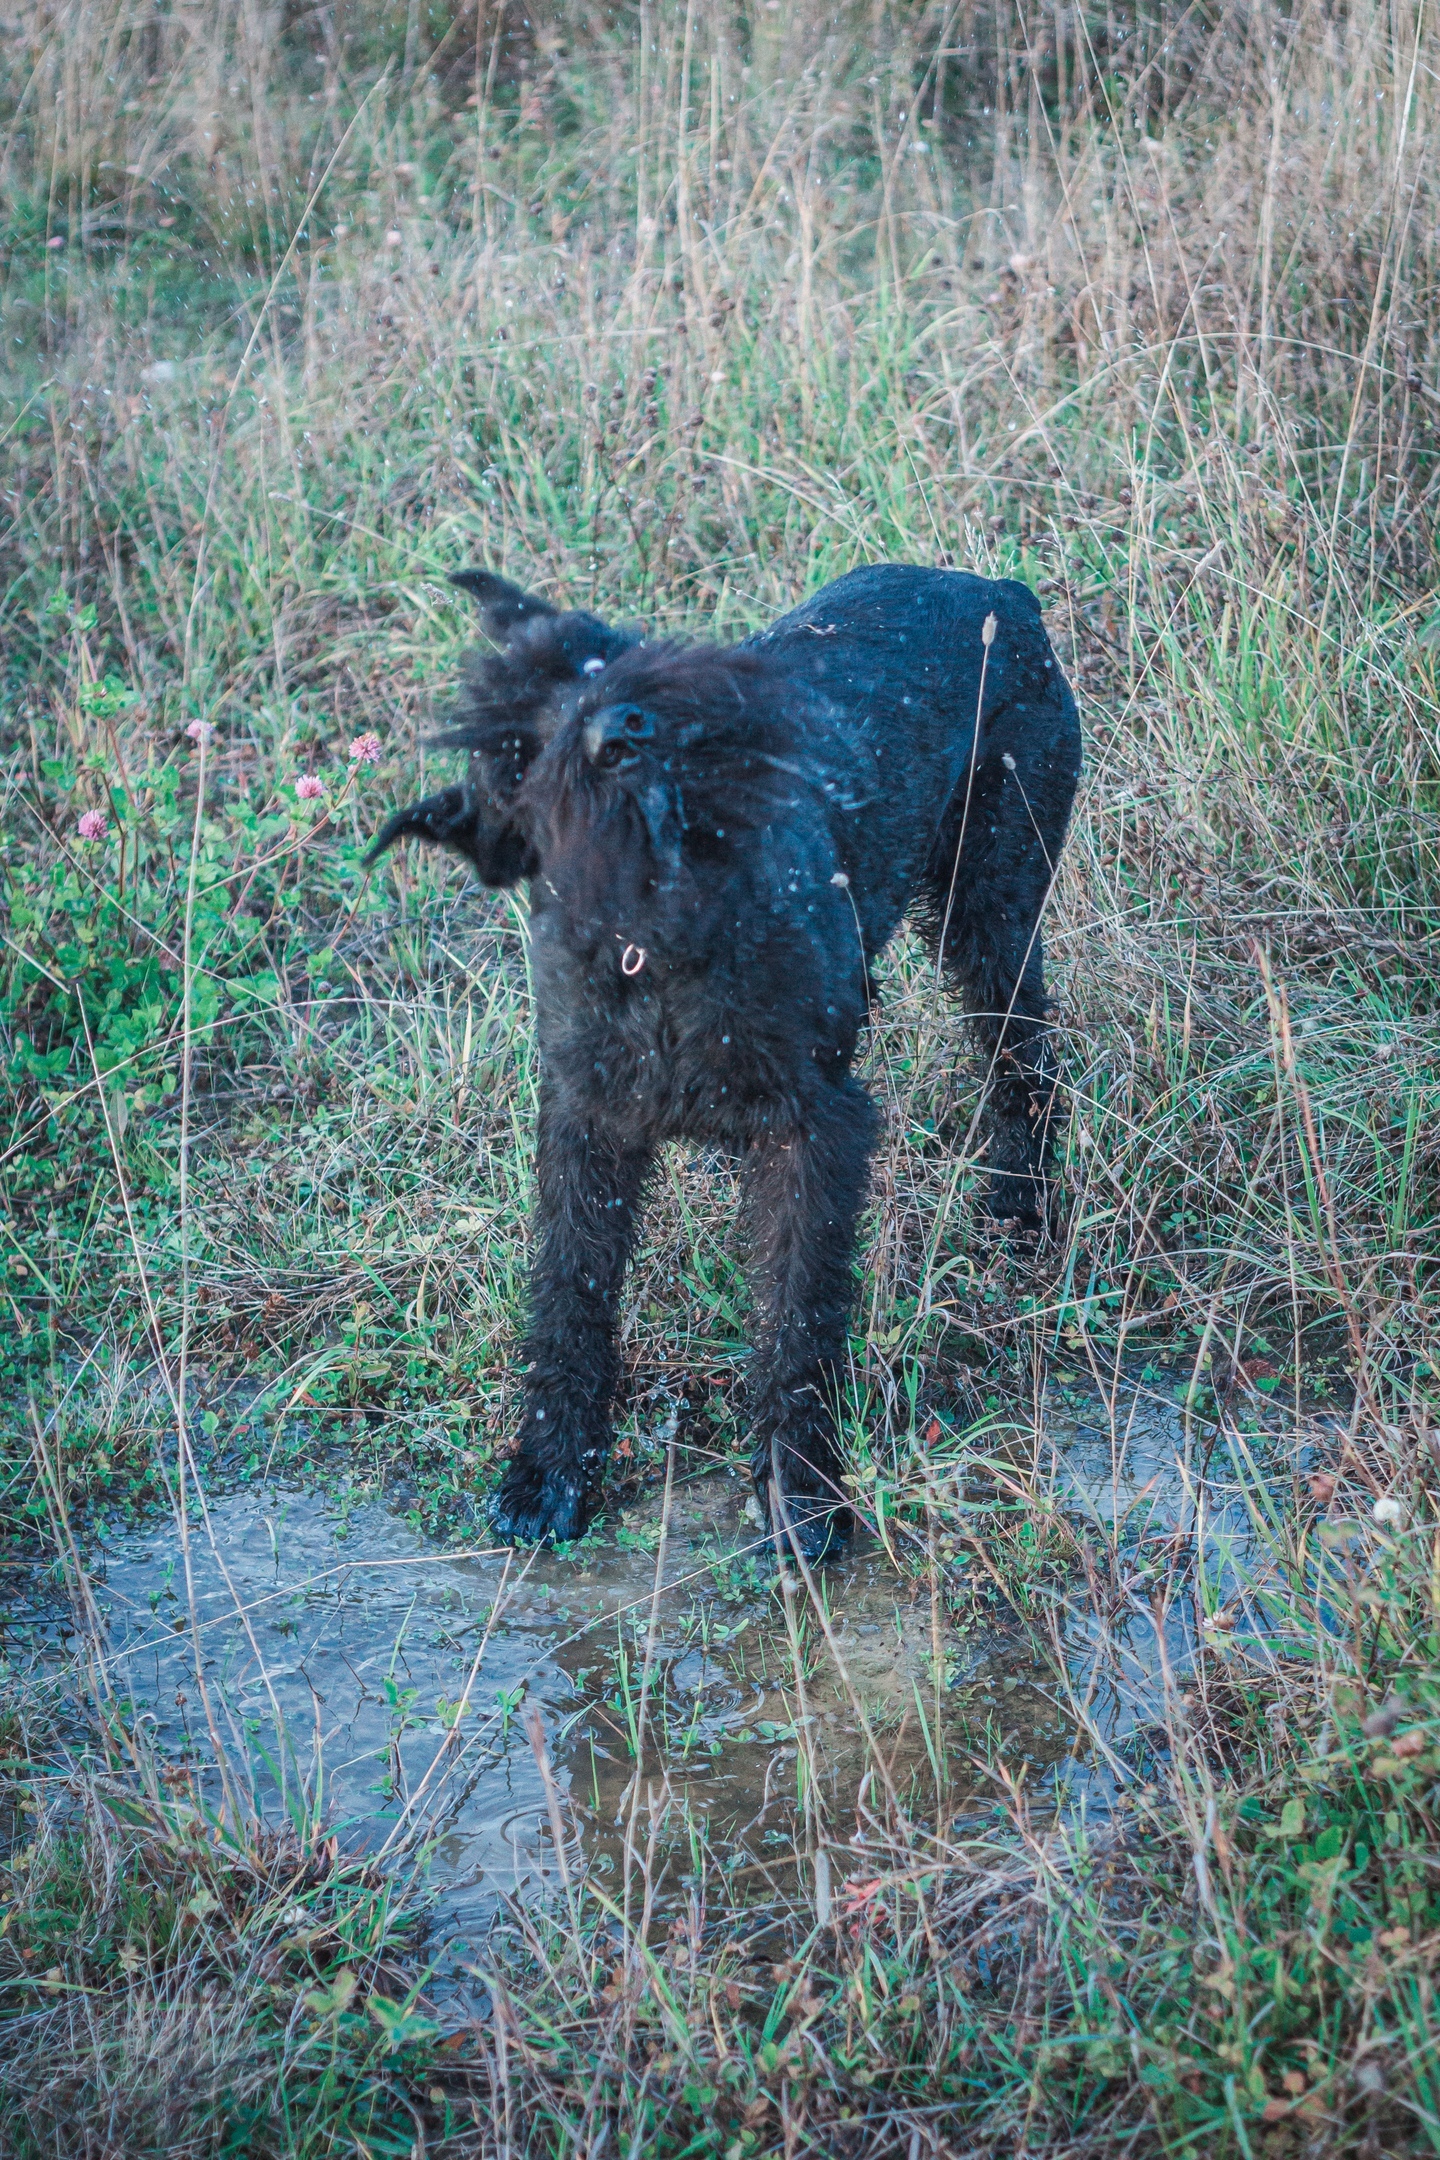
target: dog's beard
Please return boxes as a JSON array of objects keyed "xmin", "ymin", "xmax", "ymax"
[
  {"xmin": 518, "ymin": 710, "xmax": 840, "ymax": 965},
  {"xmin": 535, "ymin": 784, "xmax": 695, "ymax": 954}
]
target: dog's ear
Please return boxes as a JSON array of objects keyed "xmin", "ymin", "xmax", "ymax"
[
  {"xmin": 366, "ymin": 783, "xmax": 536, "ymax": 886},
  {"xmin": 449, "ymin": 569, "xmax": 557, "ymax": 637}
]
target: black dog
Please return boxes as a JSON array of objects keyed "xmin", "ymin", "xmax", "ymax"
[{"xmin": 373, "ymin": 563, "xmax": 1080, "ymax": 1557}]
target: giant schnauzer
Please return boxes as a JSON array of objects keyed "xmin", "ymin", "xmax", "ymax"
[{"xmin": 372, "ymin": 563, "xmax": 1081, "ymax": 1557}]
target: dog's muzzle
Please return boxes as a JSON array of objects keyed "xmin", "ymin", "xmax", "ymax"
[{"xmin": 583, "ymin": 704, "xmax": 655, "ymax": 770}]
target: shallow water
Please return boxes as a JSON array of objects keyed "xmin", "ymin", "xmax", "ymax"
[
  {"xmin": 48, "ymin": 1379, "xmax": 1280, "ymax": 1976},
  {"xmin": 84, "ymin": 1468, "xmax": 990, "ymax": 1923}
]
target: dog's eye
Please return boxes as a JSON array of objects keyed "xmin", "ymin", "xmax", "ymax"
[{"xmin": 583, "ymin": 705, "xmax": 654, "ymax": 770}]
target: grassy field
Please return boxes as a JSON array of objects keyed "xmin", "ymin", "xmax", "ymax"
[{"xmin": 3, "ymin": 0, "xmax": 1440, "ymax": 2152}]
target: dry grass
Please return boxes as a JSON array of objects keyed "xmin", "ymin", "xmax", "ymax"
[{"xmin": 3, "ymin": 0, "xmax": 1440, "ymax": 2153}]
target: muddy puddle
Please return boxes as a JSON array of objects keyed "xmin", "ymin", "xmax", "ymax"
[{"xmin": 34, "ymin": 1382, "xmax": 1283, "ymax": 1978}]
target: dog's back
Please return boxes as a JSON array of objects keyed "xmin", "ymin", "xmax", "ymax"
[{"xmin": 745, "ymin": 565, "xmax": 1079, "ymax": 956}]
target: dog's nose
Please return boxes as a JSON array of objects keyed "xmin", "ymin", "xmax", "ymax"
[{"xmin": 583, "ymin": 704, "xmax": 654, "ymax": 768}]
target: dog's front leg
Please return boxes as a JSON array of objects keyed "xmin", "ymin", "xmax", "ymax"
[
  {"xmin": 490, "ymin": 1104, "xmax": 653, "ymax": 1546},
  {"xmin": 744, "ymin": 1078, "xmax": 879, "ymax": 1564}
]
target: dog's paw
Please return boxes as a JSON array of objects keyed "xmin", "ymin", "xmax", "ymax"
[
  {"xmin": 489, "ymin": 1459, "xmax": 590, "ymax": 1547},
  {"xmin": 749, "ymin": 1463, "xmax": 851, "ymax": 1566},
  {"xmin": 774, "ymin": 1498, "xmax": 851, "ymax": 1566},
  {"xmin": 983, "ymin": 1174, "xmax": 1048, "ymax": 1239}
]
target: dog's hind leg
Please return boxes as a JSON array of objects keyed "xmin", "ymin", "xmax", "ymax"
[
  {"xmin": 744, "ymin": 1077, "xmax": 879, "ymax": 1563},
  {"xmin": 490, "ymin": 1099, "xmax": 653, "ymax": 1546},
  {"xmin": 967, "ymin": 929, "xmax": 1058, "ymax": 1233},
  {"xmin": 921, "ymin": 754, "xmax": 1071, "ymax": 1233}
]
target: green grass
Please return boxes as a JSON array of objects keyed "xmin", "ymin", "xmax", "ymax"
[
  {"xmin": 0, "ymin": 1692, "xmax": 446, "ymax": 2158},
  {"xmin": 3, "ymin": 0, "xmax": 1440, "ymax": 2151}
]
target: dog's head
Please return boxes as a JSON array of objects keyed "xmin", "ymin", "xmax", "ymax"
[
  {"xmin": 372, "ymin": 577, "xmax": 855, "ymax": 921},
  {"xmin": 524, "ymin": 640, "xmax": 823, "ymax": 890}
]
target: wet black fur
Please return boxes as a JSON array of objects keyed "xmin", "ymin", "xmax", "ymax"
[{"xmin": 372, "ymin": 564, "xmax": 1081, "ymax": 1557}]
